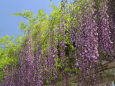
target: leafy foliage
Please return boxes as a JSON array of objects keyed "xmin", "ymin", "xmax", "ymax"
[
  {"xmin": 0, "ymin": 0, "xmax": 115, "ymax": 86},
  {"xmin": 0, "ymin": 35, "xmax": 22, "ymax": 82}
]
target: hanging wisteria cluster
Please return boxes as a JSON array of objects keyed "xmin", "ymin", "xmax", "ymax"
[
  {"xmin": 77, "ymin": 1, "xmax": 100, "ymax": 85},
  {"xmin": 0, "ymin": 0, "xmax": 115, "ymax": 86}
]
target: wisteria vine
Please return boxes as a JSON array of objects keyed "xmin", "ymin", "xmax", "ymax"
[{"xmin": 0, "ymin": 0, "xmax": 115, "ymax": 86}]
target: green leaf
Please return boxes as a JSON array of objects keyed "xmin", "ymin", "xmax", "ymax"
[
  {"xmin": 64, "ymin": 67, "xmax": 70, "ymax": 72},
  {"xmin": 15, "ymin": 34, "xmax": 22, "ymax": 43},
  {"xmin": 19, "ymin": 21, "xmax": 26, "ymax": 30},
  {"xmin": 49, "ymin": 3, "xmax": 57, "ymax": 10}
]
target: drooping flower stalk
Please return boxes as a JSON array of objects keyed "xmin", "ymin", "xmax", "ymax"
[
  {"xmin": 22, "ymin": 32, "xmax": 35, "ymax": 86},
  {"xmin": 99, "ymin": 1, "xmax": 113, "ymax": 59},
  {"xmin": 43, "ymin": 24, "xmax": 58, "ymax": 84},
  {"xmin": 60, "ymin": 22, "xmax": 66, "ymax": 63},
  {"xmin": 107, "ymin": 0, "xmax": 115, "ymax": 58},
  {"xmin": 34, "ymin": 48, "xmax": 43, "ymax": 86},
  {"xmin": 77, "ymin": 1, "xmax": 101, "ymax": 85}
]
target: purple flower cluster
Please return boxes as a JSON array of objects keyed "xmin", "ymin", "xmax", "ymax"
[
  {"xmin": 99, "ymin": 2, "xmax": 113, "ymax": 56},
  {"xmin": 76, "ymin": 1, "xmax": 101, "ymax": 86}
]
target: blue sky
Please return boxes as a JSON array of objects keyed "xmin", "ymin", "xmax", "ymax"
[{"xmin": 0, "ymin": 0, "xmax": 62, "ymax": 38}]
